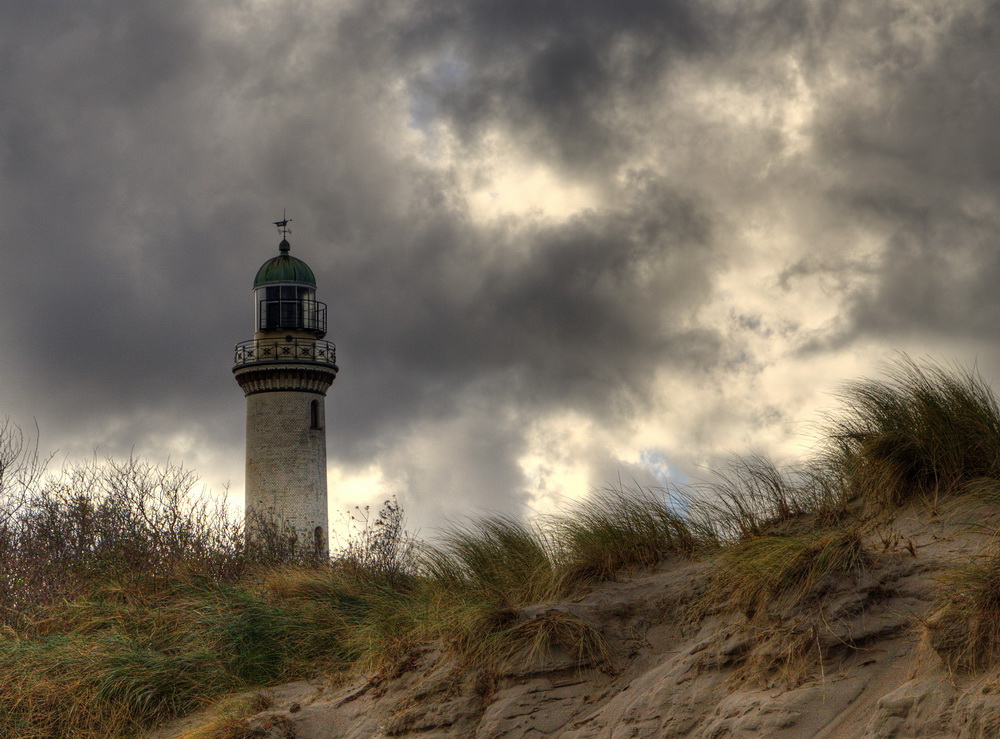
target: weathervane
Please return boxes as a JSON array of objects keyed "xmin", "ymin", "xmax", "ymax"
[{"xmin": 273, "ymin": 209, "xmax": 292, "ymax": 238}]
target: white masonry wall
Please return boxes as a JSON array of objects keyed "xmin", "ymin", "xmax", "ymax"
[{"xmin": 245, "ymin": 389, "xmax": 329, "ymax": 553}]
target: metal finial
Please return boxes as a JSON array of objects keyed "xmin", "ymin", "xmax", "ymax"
[{"xmin": 273, "ymin": 209, "xmax": 292, "ymax": 238}]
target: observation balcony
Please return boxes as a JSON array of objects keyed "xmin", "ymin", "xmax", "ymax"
[{"xmin": 233, "ymin": 337, "xmax": 337, "ymax": 370}]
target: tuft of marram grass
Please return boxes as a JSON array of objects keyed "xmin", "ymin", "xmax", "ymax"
[
  {"xmin": 476, "ymin": 608, "xmax": 608, "ymax": 672},
  {"xmin": 553, "ymin": 485, "xmax": 713, "ymax": 582},
  {"xmin": 692, "ymin": 527, "xmax": 870, "ymax": 689},
  {"xmin": 174, "ymin": 691, "xmax": 273, "ymax": 739},
  {"xmin": 402, "ymin": 517, "xmax": 564, "ymax": 668},
  {"xmin": 728, "ymin": 621, "xmax": 823, "ymax": 690},
  {"xmin": 825, "ymin": 355, "xmax": 1000, "ymax": 511},
  {"xmin": 420, "ymin": 516, "xmax": 559, "ymax": 607},
  {"xmin": 690, "ymin": 454, "xmax": 848, "ymax": 542}
]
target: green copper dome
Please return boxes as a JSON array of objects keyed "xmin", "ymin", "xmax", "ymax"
[{"xmin": 253, "ymin": 239, "xmax": 317, "ymax": 287}]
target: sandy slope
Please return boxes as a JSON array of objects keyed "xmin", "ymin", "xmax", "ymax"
[{"xmin": 153, "ymin": 504, "xmax": 1000, "ymax": 738}]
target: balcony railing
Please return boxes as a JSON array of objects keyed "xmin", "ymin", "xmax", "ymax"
[{"xmin": 233, "ymin": 338, "xmax": 337, "ymax": 369}]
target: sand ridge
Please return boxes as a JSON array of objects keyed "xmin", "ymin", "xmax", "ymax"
[{"xmin": 153, "ymin": 503, "xmax": 1000, "ymax": 738}]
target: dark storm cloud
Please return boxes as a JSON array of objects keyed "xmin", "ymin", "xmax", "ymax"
[
  {"xmin": 7, "ymin": 0, "xmax": 1000, "ymax": 527},
  {"xmin": 0, "ymin": 0, "xmax": 288, "ymax": 458},
  {"xmin": 802, "ymin": 2, "xmax": 1000, "ymax": 346},
  {"xmin": 324, "ymin": 170, "xmax": 722, "ymax": 472},
  {"xmin": 0, "ymin": 0, "xmax": 731, "ymax": 519},
  {"xmin": 356, "ymin": 0, "xmax": 707, "ymax": 172}
]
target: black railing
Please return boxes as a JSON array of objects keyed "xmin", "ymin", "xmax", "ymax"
[
  {"xmin": 233, "ymin": 338, "xmax": 337, "ymax": 368},
  {"xmin": 257, "ymin": 299, "xmax": 327, "ymax": 333}
]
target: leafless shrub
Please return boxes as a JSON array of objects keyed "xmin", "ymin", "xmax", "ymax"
[
  {"xmin": 335, "ymin": 497, "xmax": 416, "ymax": 585},
  {"xmin": 0, "ymin": 418, "xmax": 46, "ymax": 528},
  {"xmin": 244, "ymin": 505, "xmax": 319, "ymax": 567},
  {"xmin": 0, "ymin": 420, "xmax": 337, "ymax": 628},
  {"xmin": 0, "ymin": 454, "xmax": 255, "ymax": 627}
]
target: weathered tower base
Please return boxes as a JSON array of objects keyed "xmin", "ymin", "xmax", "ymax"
[{"xmin": 235, "ymin": 363, "xmax": 336, "ymax": 553}]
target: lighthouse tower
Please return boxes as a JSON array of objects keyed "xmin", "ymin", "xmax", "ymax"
[{"xmin": 233, "ymin": 220, "xmax": 338, "ymax": 554}]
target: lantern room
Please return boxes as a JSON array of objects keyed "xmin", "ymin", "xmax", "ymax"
[{"xmin": 252, "ymin": 238, "xmax": 327, "ymax": 337}]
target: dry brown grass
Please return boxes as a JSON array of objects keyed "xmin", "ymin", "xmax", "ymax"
[
  {"xmin": 925, "ymin": 546, "xmax": 1000, "ymax": 672},
  {"xmin": 693, "ymin": 527, "xmax": 870, "ymax": 687},
  {"xmin": 702, "ymin": 528, "xmax": 869, "ymax": 618},
  {"xmin": 175, "ymin": 692, "xmax": 274, "ymax": 739}
]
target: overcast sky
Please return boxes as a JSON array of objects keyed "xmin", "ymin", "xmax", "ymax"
[{"xmin": 3, "ymin": 0, "xmax": 1000, "ymax": 533}]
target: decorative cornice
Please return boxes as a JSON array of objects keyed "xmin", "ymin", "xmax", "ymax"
[{"xmin": 234, "ymin": 364, "xmax": 337, "ymax": 396}]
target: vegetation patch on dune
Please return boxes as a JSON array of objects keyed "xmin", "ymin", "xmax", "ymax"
[
  {"xmin": 705, "ymin": 528, "xmax": 869, "ymax": 618},
  {"xmin": 553, "ymin": 485, "xmax": 711, "ymax": 581},
  {"xmin": 926, "ymin": 545, "xmax": 1000, "ymax": 672},
  {"xmin": 825, "ymin": 356, "xmax": 1000, "ymax": 511}
]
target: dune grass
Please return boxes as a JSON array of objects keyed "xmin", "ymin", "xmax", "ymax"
[
  {"xmin": 344, "ymin": 513, "xmax": 598, "ymax": 672},
  {"xmin": 421, "ymin": 516, "xmax": 557, "ymax": 607},
  {"xmin": 691, "ymin": 455, "xmax": 848, "ymax": 541},
  {"xmin": 552, "ymin": 485, "xmax": 713, "ymax": 582},
  {"xmin": 925, "ymin": 546, "xmax": 1000, "ymax": 672},
  {"xmin": 692, "ymin": 527, "xmax": 870, "ymax": 688},
  {"xmin": 0, "ymin": 574, "xmax": 351, "ymax": 738},
  {"xmin": 825, "ymin": 356, "xmax": 1000, "ymax": 511},
  {"xmin": 0, "ymin": 480, "xmax": 705, "ymax": 737},
  {"xmin": 702, "ymin": 528, "xmax": 869, "ymax": 619}
]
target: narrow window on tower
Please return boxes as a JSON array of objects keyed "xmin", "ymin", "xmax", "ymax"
[
  {"xmin": 310, "ymin": 399, "xmax": 321, "ymax": 429},
  {"xmin": 314, "ymin": 526, "xmax": 324, "ymax": 554}
]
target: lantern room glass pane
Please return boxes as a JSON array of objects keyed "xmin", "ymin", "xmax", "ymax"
[{"xmin": 255, "ymin": 284, "xmax": 325, "ymax": 333}]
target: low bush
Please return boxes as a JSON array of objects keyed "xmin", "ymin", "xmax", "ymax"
[{"xmin": 337, "ymin": 497, "xmax": 416, "ymax": 587}]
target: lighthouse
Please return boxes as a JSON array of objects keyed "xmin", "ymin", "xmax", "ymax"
[{"xmin": 233, "ymin": 218, "xmax": 338, "ymax": 555}]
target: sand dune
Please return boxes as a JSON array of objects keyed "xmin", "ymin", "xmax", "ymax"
[{"xmin": 152, "ymin": 501, "xmax": 1000, "ymax": 738}]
